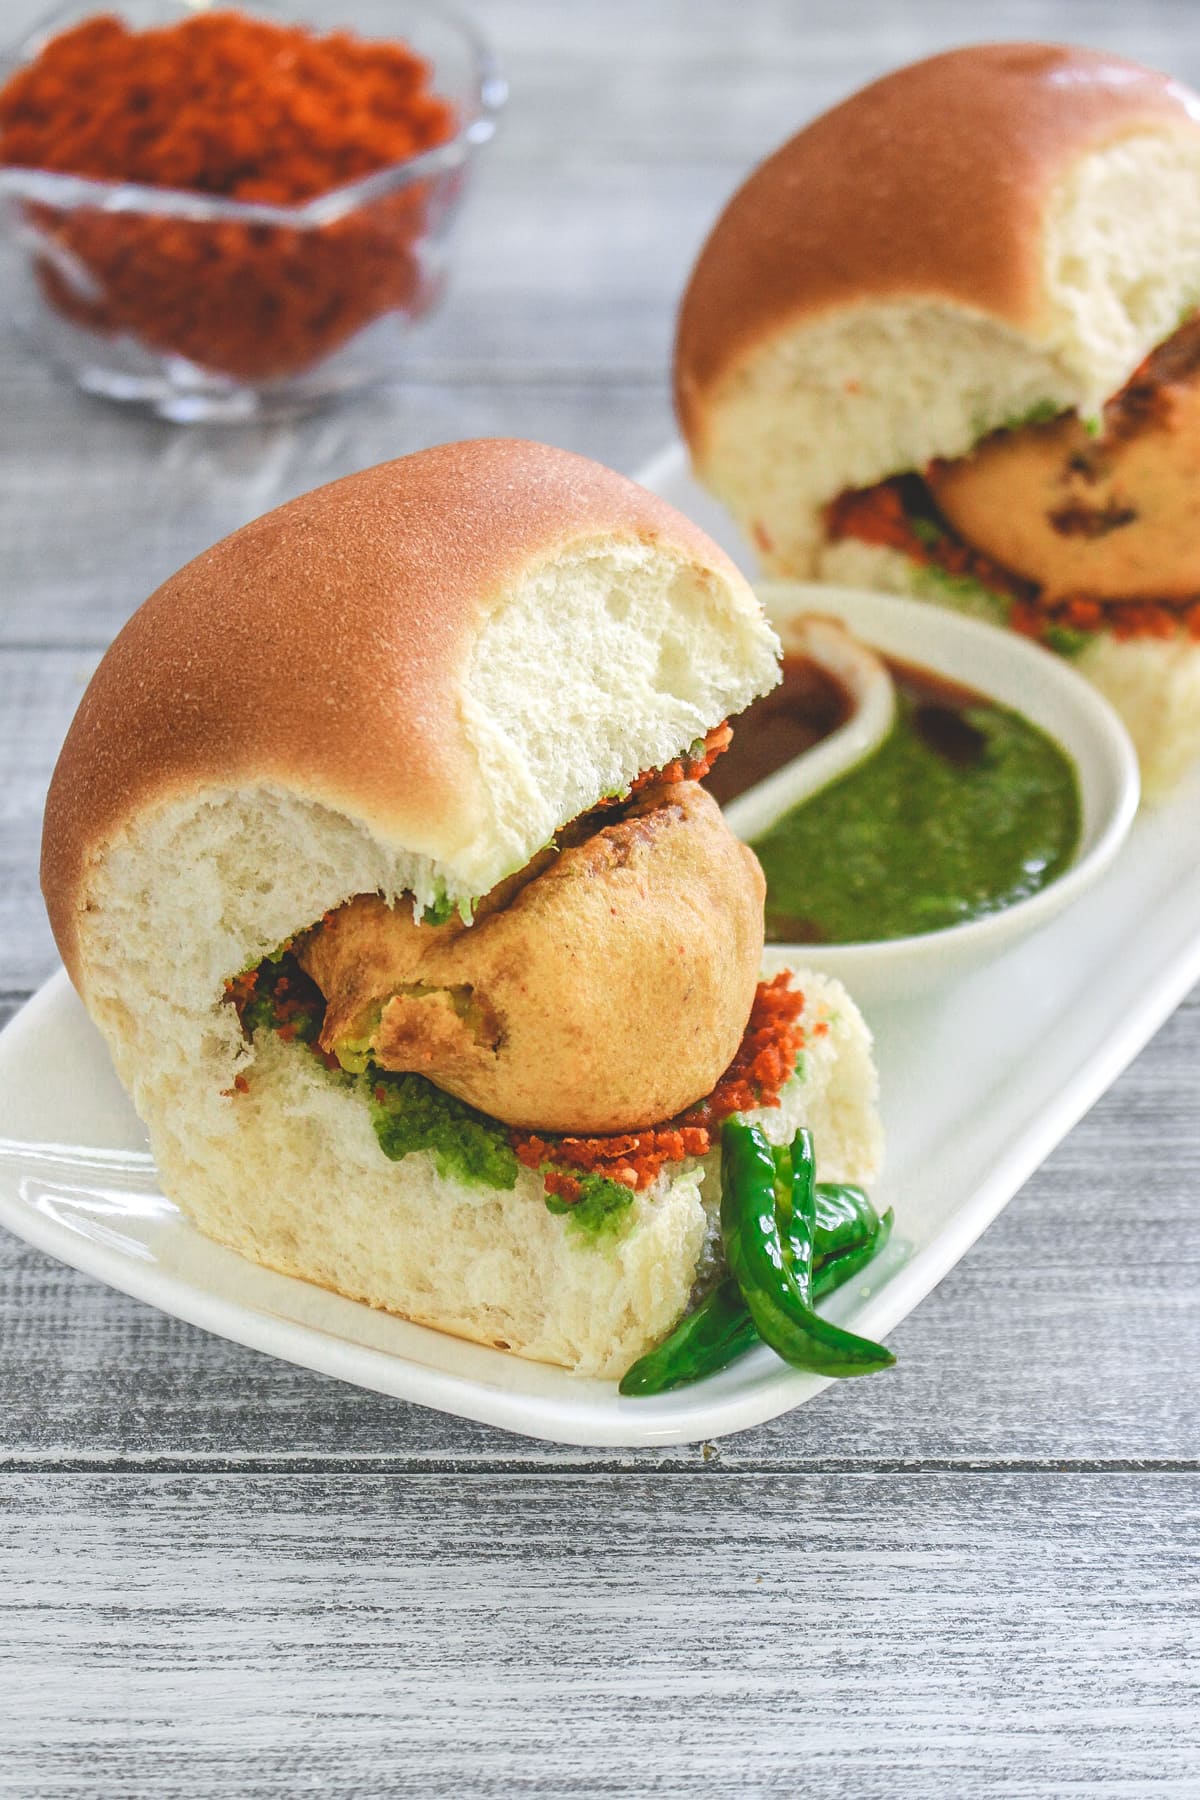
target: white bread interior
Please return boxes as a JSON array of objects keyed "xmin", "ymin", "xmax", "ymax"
[
  {"xmin": 699, "ymin": 300, "xmax": 1082, "ymax": 579},
  {"xmin": 458, "ymin": 538, "xmax": 778, "ymax": 898},
  {"xmin": 151, "ymin": 969, "xmax": 881, "ymax": 1379},
  {"xmin": 819, "ymin": 537, "xmax": 1200, "ymax": 796}
]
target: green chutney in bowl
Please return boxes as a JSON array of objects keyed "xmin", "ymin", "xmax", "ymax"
[
  {"xmin": 711, "ymin": 656, "xmax": 1081, "ymax": 946},
  {"xmin": 710, "ymin": 586, "xmax": 1138, "ymax": 999}
]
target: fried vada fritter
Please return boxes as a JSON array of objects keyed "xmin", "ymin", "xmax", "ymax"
[
  {"xmin": 298, "ymin": 779, "xmax": 766, "ymax": 1134},
  {"xmin": 928, "ymin": 315, "xmax": 1200, "ymax": 605}
]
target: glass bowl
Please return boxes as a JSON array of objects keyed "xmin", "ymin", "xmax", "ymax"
[{"xmin": 0, "ymin": 0, "xmax": 505, "ymax": 421}]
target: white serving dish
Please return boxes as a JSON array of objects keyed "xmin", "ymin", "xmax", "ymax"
[{"xmin": 0, "ymin": 442, "xmax": 1196, "ymax": 1448}]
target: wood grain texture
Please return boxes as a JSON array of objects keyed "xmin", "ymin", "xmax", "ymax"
[
  {"xmin": 0, "ymin": 370, "xmax": 680, "ymax": 651},
  {"xmin": 2, "ymin": 1472, "xmax": 1198, "ymax": 1798},
  {"xmin": 3, "ymin": 2, "xmax": 1200, "ymax": 1787},
  {"xmin": 0, "ymin": 653, "xmax": 99, "ymax": 993}
]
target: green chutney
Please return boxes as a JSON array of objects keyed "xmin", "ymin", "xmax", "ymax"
[{"xmin": 744, "ymin": 665, "xmax": 1082, "ymax": 946}]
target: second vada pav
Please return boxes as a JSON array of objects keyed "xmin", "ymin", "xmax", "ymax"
[{"xmin": 675, "ymin": 42, "xmax": 1200, "ymax": 792}]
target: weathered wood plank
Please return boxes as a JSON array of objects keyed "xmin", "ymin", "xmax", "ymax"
[
  {"xmin": 1, "ymin": 1471, "xmax": 1197, "ymax": 1796},
  {"xmin": 0, "ymin": 651, "xmax": 99, "ymax": 994},
  {"xmin": 0, "ymin": 369, "xmax": 676, "ymax": 651},
  {"xmin": 472, "ymin": 0, "xmax": 1200, "ymax": 178},
  {"xmin": 1, "ymin": 994, "xmax": 1197, "ymax": 1469},
  {"xmin": 466, "ymin": 0, "xmax": 1200, "ymax": 87}
]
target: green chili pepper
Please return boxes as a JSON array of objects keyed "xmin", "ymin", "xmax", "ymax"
[
  {"xmin": 720, "ymin": 1120, "xmax": 894, "ymax": 1379},
  {"xmin": 814, "ymin": 1182, "xmax": 883, "ymax": 1264},
  {"xmin": 776, "ymin": 1141, "xmax": 880, "ymax": 1274},
  {"xmin": 619, "ymin": 1129, "xmax": 895, "ymax": 1398},
  {"xmin": 779, "ymin": 1127, "xmax": 818, "ymax": 1301},
  {"xmin": 618, "ymin": 1277, "xmax": 757, "ymax": 1397},
  {"xmin": 619, "ymin": 1202, "xmax": 895, "ymax": 1397},
  {"xmin": 812, "ymin": 1207, "xmax": 894, "ymax": 1300}
]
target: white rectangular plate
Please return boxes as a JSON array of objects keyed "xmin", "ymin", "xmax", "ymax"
[{"xmin": 3, "ymin": 442, "xmax": 1200, "ymax": 1448}]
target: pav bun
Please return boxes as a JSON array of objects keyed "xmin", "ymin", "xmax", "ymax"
[
  {"xmin": 44, "ymin": 437, "xmax": 777, "ymax": 989},
  {"xmin": 40, "ymin": 441, "xmax": 883, "ymax": 1377}
]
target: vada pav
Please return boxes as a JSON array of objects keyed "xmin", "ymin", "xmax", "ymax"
[
  {"xmin": 675, "ymin": 43, "xmax": 1200, "ymax": 792},
  {"xmin": 41, "ymin": 440, "xmax": 883, "ymax": 1378}
]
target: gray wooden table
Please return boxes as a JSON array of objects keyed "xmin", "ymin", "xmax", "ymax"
[{"xmin": 2, "ymin": 3, "xmax": 1199, "ymax": 1793}]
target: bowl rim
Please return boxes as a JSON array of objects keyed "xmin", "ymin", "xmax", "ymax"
[
  {"xmin": 748, "ymin": 582, "xmax": 1142, "ymax": 969},
  {"xmin": 0, "ymin": 0, "xmax": 507, "ymax": 228}
]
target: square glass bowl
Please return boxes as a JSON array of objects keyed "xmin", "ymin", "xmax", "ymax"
[{"xmin": 0, "ymin": 0, "xmax": 505, "ymax": 420}]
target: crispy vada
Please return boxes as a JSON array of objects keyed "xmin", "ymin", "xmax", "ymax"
[{"xmin": 302, "ymin": 778, "xmax": 765, "ymax": 1133}]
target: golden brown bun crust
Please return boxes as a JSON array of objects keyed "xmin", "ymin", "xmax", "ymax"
[
  {"xmin": 675, "ymin": 43, "xmax": 1200, "ymax": 445},
  {"xmin": 41, "ymin": 439, "xmax": 750, "ymax": 987}
]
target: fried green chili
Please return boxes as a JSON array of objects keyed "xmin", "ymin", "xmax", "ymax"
[
  {"xmin": 618, "ymin": 1124, "xmax": 896, "ymax": 1399},
  {"xmin": 720, "ymin": 1121, "xmax": 894, "ymax": 1379},
  {"xmin": 617, "ymin": 1278, "xmax": 758, "ymax": 1397},
  {"xmin": 812, "ymin": 1208, "xmax": 894, "ymax": 1300}
]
